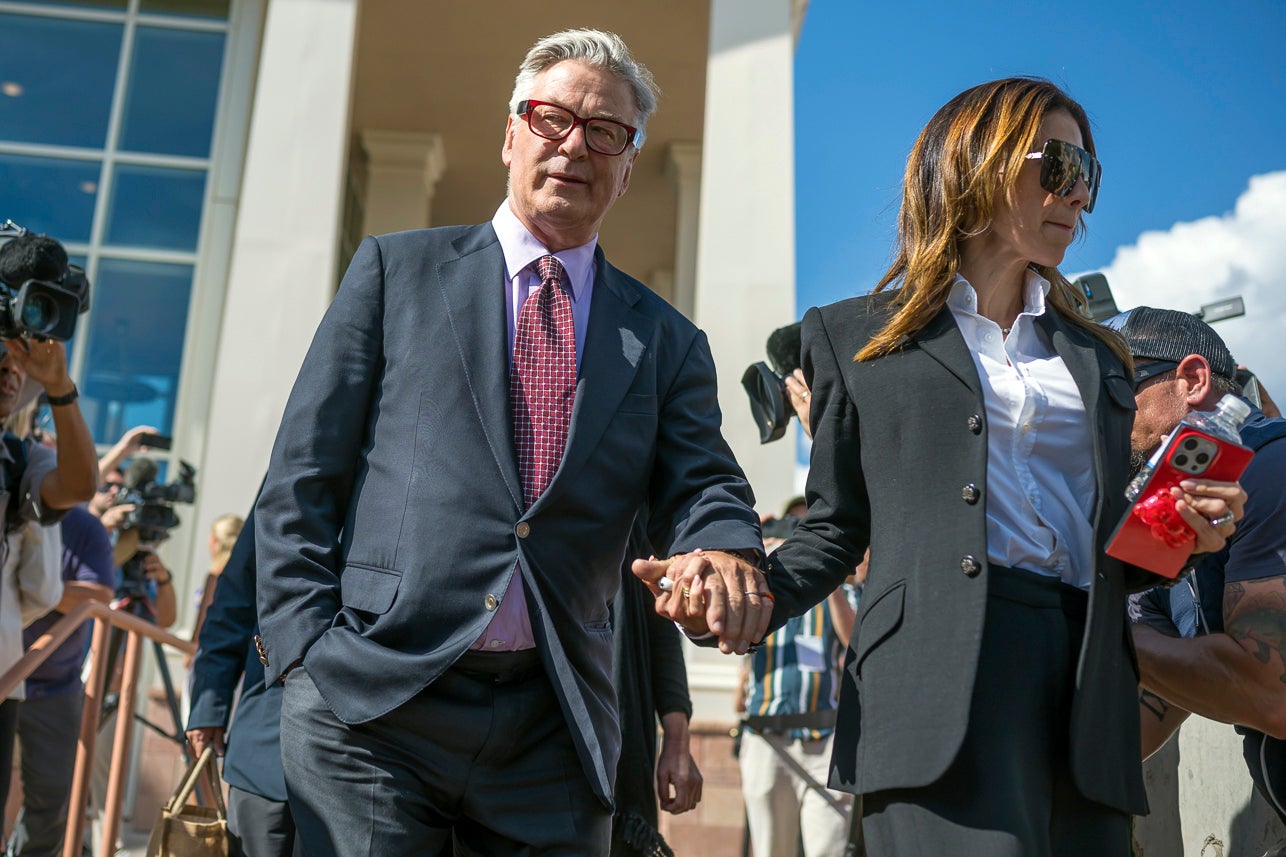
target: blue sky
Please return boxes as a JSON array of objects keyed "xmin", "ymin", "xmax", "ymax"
[{"xmin": 794, "ymin": 0, "xmax": 1286, "ymax": 396}]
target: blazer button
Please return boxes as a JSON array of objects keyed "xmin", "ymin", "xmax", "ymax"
[
  {"xmin": 967, "ymin": 414, "xmax": 983, "ymax": 434},
  {"xmin": 516, "ymin": 522, "xmax": 531, "ymax": 539},
  {"xmin": 960, "ymin": 555, "xmax": 981, "ymax": 577},
  {"xmin": 961, "ymin": 483, "xmax": 980, "ymax": 504},
  {"xmin": 485, "ymin": 594, "xmax": 499, "ymax": 611}
]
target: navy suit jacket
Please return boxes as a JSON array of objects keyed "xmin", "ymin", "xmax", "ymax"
[
  {"xmin": 187, "ymin": 507, "xmax": 287, "ymax": 801},
  {"xmin": 255, "ymin": 223, "xmax": 760, "ymax": 805}
]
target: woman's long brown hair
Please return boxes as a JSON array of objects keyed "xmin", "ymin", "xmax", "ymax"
[{"xmin": 856, "ymin": 77, "xmax": 1131, "ymax": 368}]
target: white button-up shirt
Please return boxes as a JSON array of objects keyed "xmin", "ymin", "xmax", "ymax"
[{"xmin": 946, "ymin": 271, "xmax": 1097, "ymax": 589}]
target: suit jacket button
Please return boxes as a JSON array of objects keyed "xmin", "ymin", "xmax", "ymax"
[
  {"xmin": 960, "ymin": 555, "xmax": 981, "ymax": 577},
  {"xmin": 967, "ymin": 414, "xmax": 983, "ymax": 434},
  {"xmin": 253, "ymin": 634, "xmax": 269, "ymax": 667},
  {"xmin": 516, "ymin": 522, "xmax": 531, "ymax": 539},
  {"xmin": 485, "ymin": 594, "xmax": 499, "ymax": 611},
  {"xmin": 961, "ymin": 483, "xmax": 980, "ymax": 504}
]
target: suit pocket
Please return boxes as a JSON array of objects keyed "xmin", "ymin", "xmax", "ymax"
[
  {"xmin": 851, "ymin": 581, "xmax": 906, "ymax": 677},
  {"xmin": 340, "ymin": 563, "xmax": 402, "ymax": 614},
  {"xmin": 617, "ymin": 393, "xmax": 658, "ymax": 416}
]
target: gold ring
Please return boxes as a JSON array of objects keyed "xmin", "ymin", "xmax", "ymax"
[{"xmin": 682, "ymin": 586, "xmax": 691, "ymax": 597}]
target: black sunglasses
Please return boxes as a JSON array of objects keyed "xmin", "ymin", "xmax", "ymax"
[
  {"xmin": 1024, "ymin": 139, "xmax": 1102, "ymax": 213},
  {"xmin": 1132, "ymin": 359, "xmax": 1179, "ymax": 385}
]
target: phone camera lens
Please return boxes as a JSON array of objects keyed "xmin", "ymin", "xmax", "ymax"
[
  {"xmin": 1196, "ymin": 452, "xmax": 1210, "ymax": 465},
  {"xmin": 1183, "ymin": 438, "xmax": 1199, "ymax": 451},
  {"xmin": 1175, "ymin": 454, "xmax": 1189, "ymax": 467}
]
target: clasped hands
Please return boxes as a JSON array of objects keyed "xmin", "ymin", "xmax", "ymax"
[{"xmin": 632, "ymin": 549, "xmax": 772, "ymax": 655}]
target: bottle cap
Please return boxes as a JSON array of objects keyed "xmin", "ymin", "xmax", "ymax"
[{"xmin": 1215, "ymin": 393, "xmax": 1252, "ymax": 425}]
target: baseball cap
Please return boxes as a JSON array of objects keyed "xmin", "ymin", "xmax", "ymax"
[{"xmin": 1102, "ymin": 306, "xmax": 1239, "ymax": 386}]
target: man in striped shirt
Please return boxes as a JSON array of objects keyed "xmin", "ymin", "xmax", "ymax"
[{"xmin": 738, "ymin": 512, "xmax": 860, "ymax": 857}]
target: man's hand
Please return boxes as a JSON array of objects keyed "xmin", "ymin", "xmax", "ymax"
[
  {"xmin": 99, "ymin": 502, "xmax": 135, "ymax": 532},
  {"xmin": 1171, "ymin": 477, "xmax": 1246, "ymax": 554},
  {"xmin": 1, "ymin": 337, "xmax": 72, "ymax": 392},
  {"xmin": 186, "ymin": 726, "xmax": 226, "ymax": 758},
  {"xmin": 632, "ymin": 549, "xmax": 773, "ymax": 655},
  {"xmin": 784, "ymin": 369, "xmax": 813, "ymax": 439},
  {"xmin": 656, "ymin": 711, "xmax": 702, "ymax": 814}
]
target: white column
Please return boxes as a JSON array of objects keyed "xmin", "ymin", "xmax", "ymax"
[
  {"xmin": 665, "ymin": 141, "xmax": 701, "ymax": 318},
  {"xmin": 189, "ymin": 0, "xmax": 362, "ymax": 581},
  {"xmin": 693, "ymin": 0, "xmax": 797, "ymax": 516},
  {"xmin": 687, "ymin": 0, "xmax": 798, "ymax": 723},
  {"xmin": 359, "ymin": 130, "xmax": 447, "ymax": 234}
]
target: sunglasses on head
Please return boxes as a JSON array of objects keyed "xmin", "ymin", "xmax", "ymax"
[{"xmin": 1024, "ymin": 138, "xmax": 1101, "ymax": 213}]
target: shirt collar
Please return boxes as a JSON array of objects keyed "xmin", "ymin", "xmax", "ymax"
[
  {"xmin": 947, "ymin": 268, "xmax": 1052, "ymax": 320},
  {"xmin": 492, "ymin": 201, "xmax": 597, "ymax": 300}
]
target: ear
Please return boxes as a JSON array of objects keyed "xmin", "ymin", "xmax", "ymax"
[
  {"xmin": 616, "ymin": 148, "xmax": 638, "ymax": 199},
  {"xmin": 1175, "ymin": 354, "xmax": 1215, "ymax": 408},
  {"xmin": 501, "ymin": 115, "xmax": 516, "ymax": 168}
]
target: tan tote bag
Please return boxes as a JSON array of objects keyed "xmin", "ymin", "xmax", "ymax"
[{"xmin": 145, "ymin": 746, "xmax": 229, "ymax": 857}]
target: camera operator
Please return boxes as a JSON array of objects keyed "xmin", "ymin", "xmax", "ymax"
[{"xmin": 0, "ymin": 231, "xmax": 97, "ymax": 543}]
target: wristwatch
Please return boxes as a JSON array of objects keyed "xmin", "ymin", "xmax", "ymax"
[{"xmin": 44, "ymin": 384, "xmax": 79, "ymax": 406}]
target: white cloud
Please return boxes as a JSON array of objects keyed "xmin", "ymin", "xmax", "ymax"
[{"xmin": 1097, "ymin": 170, "xmax": 1286, "ymax": 399}]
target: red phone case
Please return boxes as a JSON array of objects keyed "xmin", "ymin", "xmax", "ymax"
[{"xmin": 1106, "ymin": 427, "xmax": 1253, "ymax": 578}]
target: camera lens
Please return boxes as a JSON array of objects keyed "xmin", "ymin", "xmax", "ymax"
[
  {"xmin": 1174, "ymin": 454, "xmax": 1189, "ymax": 467},
  {"xmin": 20, "ymin": 294, "xmax": 58, "ymax": 333},
  {"xmin": 1183, "ymin": 438, "xmax": 1199, "ymax": 451},
  {"xmin": 1196, "ymin": 452, "xmax": 1210, "ymax": 465}
]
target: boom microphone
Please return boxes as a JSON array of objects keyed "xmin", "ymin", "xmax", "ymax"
[{"xmin": 122, "ymin": 457, "xmax": 158, "ymax": 492}]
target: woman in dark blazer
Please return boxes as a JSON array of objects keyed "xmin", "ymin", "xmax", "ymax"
[{"xmin": 764, "ymin": 78, "xmax": 1245, "ymax": 856}]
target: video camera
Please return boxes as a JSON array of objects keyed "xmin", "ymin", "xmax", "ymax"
[
  {"xmin": 114, "ymin": 456, "xmax": 197, "ymax": 600},
  {"xmin": 0, "ymin": 220, "xmax": 90, "ymax": 342},
  {"xmin": 741, "ymin": 323, "xmax": 803, "ymax": 444}
]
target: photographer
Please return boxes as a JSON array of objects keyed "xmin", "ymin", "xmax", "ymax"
[{"xmin": 0, "ymin": 233, "xmax": 98, "ymax": 520}]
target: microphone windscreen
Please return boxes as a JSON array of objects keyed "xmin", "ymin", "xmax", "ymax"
[
  {"xmin": 122, "ymin": 457, "xmax": 159, "ymax": 491},
  {"xmin": 765, "ymin": 322, "xmax": 803, "ymax": 378}
]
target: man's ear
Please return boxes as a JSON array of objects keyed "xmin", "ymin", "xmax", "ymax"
[
  {"xmin": 1176, "ymin": 354, "xmax": 1214, "ymax": 408},
  {"xmin": 501, "ymin": 115, "xmax": 516, "ymax": 168},
  {"xmin": 616, "ymin": 148, "xmax": 638, "ymax": 200}
]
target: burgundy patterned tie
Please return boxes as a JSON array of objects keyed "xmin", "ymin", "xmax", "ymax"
[{"xmin": 511, "ymin": 254, "xmax": 577, "ymax": 506}]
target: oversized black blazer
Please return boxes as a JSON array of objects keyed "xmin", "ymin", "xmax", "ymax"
[
  {"xmin": 767, "ymin": 290, "xmax": 1151, "ymax": 815},
  {"xmin": 254, "ymin": 223, "xmax": 760, "ymax": 806}
]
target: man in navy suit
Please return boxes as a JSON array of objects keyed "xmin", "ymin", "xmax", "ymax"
[
  {"xmin": 187, "ymin": 506, "xmax": 298, "ymax": 857},
  {"xmin": 254, "ymin": 28, "xmax": 769, "ymax": 856}
]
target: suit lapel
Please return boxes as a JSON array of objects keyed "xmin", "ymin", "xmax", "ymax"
[
  {"xmin": 913, "ymin": 305, "xmax": 982, "ymax": 396},
  {"xmin": 436, "ymin": 225, "xmax": 524, "ymax": 512},
  {"xmin": 527, "ymin": 250, "xmax": 650, "ymax": 516}
]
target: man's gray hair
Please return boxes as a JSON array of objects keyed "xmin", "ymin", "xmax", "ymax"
[{"xmin": 509, "ymin": 29, "xmax": 659, "ymax": 148}]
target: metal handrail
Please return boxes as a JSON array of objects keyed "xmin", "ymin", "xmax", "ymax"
[{"xmin": 0, "ymin": 599, "xmax": 196, "ymax": 857}]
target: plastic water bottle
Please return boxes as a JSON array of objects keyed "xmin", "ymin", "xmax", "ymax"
[{"xmin": 1125, "ymin": 394, "xmax": 1253, "ymax": 501}]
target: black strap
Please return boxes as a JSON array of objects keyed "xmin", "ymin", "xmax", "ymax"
[
  {"xmin": 1, "ymin": 432, "xmax": 27, "ymax": 535},
  {"xmin": 743, "ymin": 708, "xmax": 838, "ymax": 733}
]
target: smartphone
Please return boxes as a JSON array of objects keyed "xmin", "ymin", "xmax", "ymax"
[
  {"xmin": 1106, "ymin": 427, "xmax": 1253, "ymax": 577},
  {"xmin": 138, "ymin": 433, "xmax": 173, "ymax": 451}
]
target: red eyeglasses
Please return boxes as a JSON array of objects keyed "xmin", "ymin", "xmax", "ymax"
[{"xmin": 517, "ymin": 99, "xmax": 642, "ymax": 156}]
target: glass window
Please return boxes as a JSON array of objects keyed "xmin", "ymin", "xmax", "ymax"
[
  {"xmin": 105, "ymin": 164, "xmax": 207, "ymax": 251},
  {"xmin": 0, "ymin": 154, "xmax": 101, "ymax": 243},
  {"xmin": 118, "ymin": 26, "xmax": 225, "ymax": 157},
  {"xmin": 0, "ymin": 14, "xmax": 123, "ymax": 149},
  {"xmin": 139, "ymin": 0, "xmax": 230, "ymax": 20},
  {"xmin": 80, "ymin": 258, "xmax": 193, "ymax": 442}
]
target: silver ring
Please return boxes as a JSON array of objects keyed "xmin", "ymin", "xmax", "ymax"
[
  {"xmin": 1209, "ymin": 511, "xmax": 1235, "ymax": 528},
  {"xmin": 802, "ymin": 391, "xmax": 811, "ymax": 401}
]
